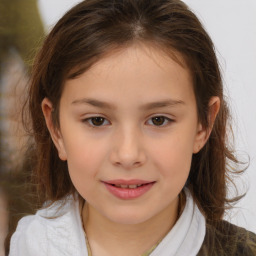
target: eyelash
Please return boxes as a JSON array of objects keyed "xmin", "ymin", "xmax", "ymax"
[
  {"xmin": 146, "ymin": 116, "xmax": 174, "ymax": 127},
  {"xmin": 82, "ymin": 116, "xmax": 110, "ymax": 127},
  {"xmin": 82, "ymin": 115, "xmax": 174, "ymax": 127}
]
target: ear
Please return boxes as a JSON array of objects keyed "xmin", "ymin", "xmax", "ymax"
[
  {"xmin": 193, "ymin": 96, "xmax": 220, "ymax": 153},
  {"xmin": 41, "ymin": 98, "xmax": 67, "ymax": 161}
]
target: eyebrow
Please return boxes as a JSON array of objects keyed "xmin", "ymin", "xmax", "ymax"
[
  {"xmin": 140, "ymin": 99, "xmax": 185, "ymax": 110},
  {"xmin": 71, "ymin": 98, "xmax": 185, "ymax": 110},
  {"xmin": 72, "ymin": 98, "xmax": 115, "ymax": 109}
]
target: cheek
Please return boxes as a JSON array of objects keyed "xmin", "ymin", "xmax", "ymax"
[
  {"xmin": 64, "ymin": 138, "xmax": 108, "ymax": 181},
  {"xmin": 65, "ymin": 143, "xmax": 105, "ymax": 198},
  {"xmin": 150, "ymin": 132, "xmax": 195, "ymax": 179}
]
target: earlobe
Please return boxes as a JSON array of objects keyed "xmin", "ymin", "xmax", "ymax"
[
  {"xmin": 41, "ymin": 98, "xmax": 67, "ymax": 161},
  {"xmin": 193, "ymin": 96, "xmax": 220, "ymax": 153}
]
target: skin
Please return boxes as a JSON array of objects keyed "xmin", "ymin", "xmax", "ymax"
[{"xmin": 42, "ymin": 44, "xmax": 220, "ymax": 256}]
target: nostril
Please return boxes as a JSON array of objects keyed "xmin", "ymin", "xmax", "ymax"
[{"xmin": 133, "ymin": 161, "xmax": 142, "ymax": 167}]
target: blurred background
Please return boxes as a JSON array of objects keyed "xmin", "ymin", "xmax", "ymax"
[
  {"xmin": 0, "ymin": 1, "xmax": 45, "ymax": 255},
  {"xmin": 0, "ymin": 0, "xmax": 256, "ymax": 255}
]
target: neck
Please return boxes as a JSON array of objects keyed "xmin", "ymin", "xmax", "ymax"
[{"xmin": 82, "ymin": 196, "xmax": 182, "ymax": 256}]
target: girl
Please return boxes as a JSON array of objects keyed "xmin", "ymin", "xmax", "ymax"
[{"xmin": 8, "ymin": 0, "xmax": 256, "ymax": 255}]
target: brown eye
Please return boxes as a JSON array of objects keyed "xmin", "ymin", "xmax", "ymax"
[
  {"xmin": 151, "ymin": 116, "xmax": 166, "ymax": 126},
  {"xmin": 147, "ymin": 116, "xmax": 173, "ymax": 127},
  {"xmin": 83, "ymin": 116, "xmax": 110, "ymax": 127},
  {"xmin": 85, "ymin": 116, "xmax": 108, "ymax": 126},
  {"xmin": 90, "ymin": 117, "xmax": 106, "ymax": 126}
]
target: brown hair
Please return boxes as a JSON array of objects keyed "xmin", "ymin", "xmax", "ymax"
[{"xmin": 27, "ymin": 0, "xmax": 242, "ymax": 223}]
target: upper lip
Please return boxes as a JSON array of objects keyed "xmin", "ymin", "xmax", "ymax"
[{"xmin": 103, "ymin": 179, "xmax": 154, "ymax": 185}]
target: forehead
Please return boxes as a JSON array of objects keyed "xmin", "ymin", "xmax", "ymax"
[
  {"xmin": 86, "ymin": 43, "xmax": 188, "ymax": 77},
  {"xmin": 62, "ymin": 43, "xmax": 194, "ymax": 106}
]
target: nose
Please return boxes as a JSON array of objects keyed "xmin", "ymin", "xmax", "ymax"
[{"xmin": 109, "ymin": 127, "xmax": 146, "ymax": 169}]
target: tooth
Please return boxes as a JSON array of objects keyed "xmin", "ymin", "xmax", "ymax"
[
  {"xmin": 120, "ymin": 184, "xmax": 128, "ymax": 188},
  {"xmin": 128, "ymin": 185, "xmax": 137, "ymax": 189}
]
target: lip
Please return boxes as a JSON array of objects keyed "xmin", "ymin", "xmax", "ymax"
[{"xmin": 102, "ymin": 179, "xmax": 155, "ymax": 200}]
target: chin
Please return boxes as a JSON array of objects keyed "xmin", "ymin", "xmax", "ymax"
[{"xmin": 104, "ymin": 209, "xmax": 154, "ymax": 225}]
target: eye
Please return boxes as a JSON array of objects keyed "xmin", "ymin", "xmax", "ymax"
[
  {"xmin": 147, "ymin": 116, "xmax": 173, "ymax": 126},
  {"xmin": 83, "ymin": 116, "xmax": 110, "ymax": 127}
]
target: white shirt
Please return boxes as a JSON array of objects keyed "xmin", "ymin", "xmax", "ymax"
[{"xmin": 9, "ymin": 189, "xmax": 205, "ymax": 256}]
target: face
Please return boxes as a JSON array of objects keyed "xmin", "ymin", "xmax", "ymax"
[{"xmin": 43, "ymin": 44, "xmax": 209, "ymax": 226}]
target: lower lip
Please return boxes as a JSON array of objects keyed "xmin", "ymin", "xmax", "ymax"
[{"xmin": 104, "ymin": 182, "xmax": 155, "ymax": 200}]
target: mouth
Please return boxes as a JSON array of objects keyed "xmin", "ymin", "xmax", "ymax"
[
  {"xmin": 102, "ymin": 180, "xmax": 155, "ymax": 199},
  {"xmin": 108, "ymin": 183, "xmax": 152, "ymax": 189}
]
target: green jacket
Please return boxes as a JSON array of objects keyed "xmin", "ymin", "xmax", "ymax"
[{"xmin": 198, "ymin": 220, "xmax": 256, "ymax": 255}]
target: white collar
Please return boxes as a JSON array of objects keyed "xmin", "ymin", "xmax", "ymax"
[
  {"xmin": 150, "ymin": 189, "xmax": 206, "ymax": 256},
  {"xmin": 25, "ymin": 189, "xmax": 205, "ymax": 256}
]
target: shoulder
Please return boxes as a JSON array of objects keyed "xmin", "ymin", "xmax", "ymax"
[
  {"xmin": 9, "ymin": 196, "xmax": 87, "ymax": 256},
  {"xmin": 9, "ymin": 214, "xmax": 47, "ymax": 256},
  {"xmin": 198, "ymin": 220, "xmax": 256, "ymax": 256}
]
